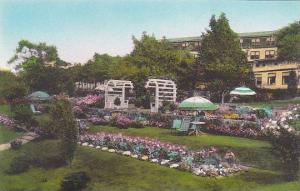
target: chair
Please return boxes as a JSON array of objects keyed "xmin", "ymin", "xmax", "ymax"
[
  {"xmin": 30, "ymin": 104, "xmax": 41, "ymax": 114},
  {"xmin": 171, "ymin": 119, "xmax": 182, "ymax": 133},
  {"xmin": 177, "ymin": 118, "xmax": 191, "ymax": 135}
]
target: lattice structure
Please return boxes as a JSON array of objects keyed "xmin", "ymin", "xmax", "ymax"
[
  {"xmin": 145, "ymin": 79, "xmax": 177, "ymax": 113},
  {"xmin": 104, "ymin": 80, "xmax": 134, "ymax": 109}
]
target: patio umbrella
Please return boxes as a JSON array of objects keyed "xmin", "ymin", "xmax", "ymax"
[
  {"xmin": 230, "ymin": 86, "xmax": 256, "ymax": 96},
  {"xmin": 179, "ymin": 96, "xmax": 218, "ymax": 110},
  {"xmin": 27, "ymin": 91, "xmax": 51, "ymax": 101}
]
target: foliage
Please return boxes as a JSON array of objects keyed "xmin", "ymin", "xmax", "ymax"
[
  {"xmin": 277, "ymin": 21, "xmax": 300, "ymax": 61},
  {"xmin": 51, "ymin": 96, "xmax": 78, "ymax": 165},
  {"xmin": 198, "ymin": 13, "xmax": 250, "ymax": 102},
  {"xmin": 271, "ymin": 129, "xmax": 300, "ymax": 181},
  {"xmin": 114, "ymin": 97, "xmax": 121, "ymax": 106},
  {"xmin": 11, "ymin": 104, "xmax": 33, "ymax": 126},
  {"xmin": 61, "ymin": 171, "xmax": 90, "ymax": 191},
  {"xmin": 6, "ymin": 155, "xmax": 30, "ymax": 174},
  {"xmin": 0, "ymin": 71, "xmax": 28, "ymax": 103},
  {"xmin": 10, "ymin": 140, "xmax": 22, "ymax": 150},
  {"xmin": 287, "ymin": 70, "xmax": 298, "ymax": 97}
]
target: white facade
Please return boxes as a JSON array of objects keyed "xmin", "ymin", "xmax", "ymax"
[
  {"xmin": 145, "ymin": 79, "xmax": 177, "ymax": 113},
  {"xmin": 104, "ymin": 80, "xmax": 134, "ymax": 109}
]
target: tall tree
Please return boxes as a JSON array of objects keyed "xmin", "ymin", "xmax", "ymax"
[
  {"xmin": 51, "ymin": 96, "xmax": 78, "ymax": 166},
  {"xmin": 198, "ymin": 13, "xmax": 250, "ymax": 103},
  {"xmin": 277, "ymin": 21, "xmax": 300, "ymax": 61}
]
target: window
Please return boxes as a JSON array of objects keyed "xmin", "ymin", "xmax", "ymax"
[
  {"xmin": 240, "ymin": 38, "xmax": 243, "ymax": 43},
  {"xmin": 282, "ymin": 72, "xmax": 290, "ymax": 85},
  {"xmin": 250, "ymin": 51, "xmax": 260, "ymax": 60},
  {"xmin": 268, "ymin": 73, "xmax": 276, "ymax": 85},
  {"xmin": 266, "ymin": 36, "xmax": 275, "ymax": 42},
  {"xmin": 182, "ymin": 42, "xmax": 189, "ymax": 47},
  {"xmin": 265, "ymin": 50, "xmax": 275, "ymax": 59},
  {"xmin": 255, "ymin": 74, "xmax": 262, "ymax": 86},
  {"xmin": 251, "ymin": 38, "xmax": 260, "ymax": 43}
]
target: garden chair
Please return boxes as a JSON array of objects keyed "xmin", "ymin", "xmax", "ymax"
[
  {"xmin": 171, "ymin": 119, "xmax": 182, "ymax": 133},
  {"xmin": 30, "ymin": 104, "xmax": 41, "ymax": 114},
  {"xmin": 177, "ymin": 118, "xmax": 191, "ymax": 135}
]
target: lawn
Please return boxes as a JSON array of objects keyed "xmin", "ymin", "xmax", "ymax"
[
  {"xmin": 0, "ymin": 104, "xmax": 11, "ymax": 116},
  {"xmin": 242, "ymin": 98, "xmax": 300, "ymax": 108},
  {"xmin": 0, "ymin": 125, "xmax": 24, "ymax": 144},
  {"xmin": 87, "ymin": 126, "xmax": 277, "ymax": 170},
  {"xmin": 0, "ymin": 139, "xmax": 299, "ymax": 191}
]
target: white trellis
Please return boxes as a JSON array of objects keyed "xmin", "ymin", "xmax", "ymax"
[
  {"xmin": 104, "ymin": 80, "xmax": 134, "ymax": 109},
  {"xmin": 145, "ymin": 79, "xmax": 177, "ymax": 113}
]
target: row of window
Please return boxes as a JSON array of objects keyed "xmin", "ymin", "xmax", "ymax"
[
  {"xmin": 255, "ymin": 72, "xmax": 292, "ymax": 86},
  {"xmin": 240, "ymin": 36, "xmax": 276, "ymax": 44},
  {"xmin": 250, "ymin": 50, "xmax": 276, "ymax": 60}
]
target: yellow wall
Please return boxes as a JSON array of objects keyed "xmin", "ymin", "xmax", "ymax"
[
  {"xmin": 253, "ymin": 61, "xmax": 300, "ymax": 89},
  {"xmin": 242, "ymin": 47, "xmax": 278, "ymax": 61}
]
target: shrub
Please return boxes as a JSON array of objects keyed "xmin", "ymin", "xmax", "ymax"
[
  {"xmin": 114, "ymin": 97, "xmax": 121, "ymax": 106},
  {"xmin": 131, "ymin": 120, "xmax": 144, "ymax": 128},
  {"xmin": 88, "ymin": 117, "xmax": 108, "ymax": 125},
  {"xmin": 61, "ymin": 171, "xmax": 90, "ymax": 191},
  {"xmin": 11, "ymin": 103, "xmax": 33, "ymax": 126},
  {"xmin": 10, "ymin": 140, "xmax": 22, "ymax": 150},
  {"xmin": 6, "ymin": 155, "xmax": 30, "ymax": 174},
  {"xmin": 33, "ymin": 153, "xmax": 67, "ymax": 169},
  {"xmin": 255, "ymin": 109, "xmax": 268, "ymax": 119},
  {"xmin": 116, "ymin": 116, "xmax": 132, "ymax": 129}
]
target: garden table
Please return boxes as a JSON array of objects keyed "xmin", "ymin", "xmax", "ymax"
[{"xmin": 189, "ymin": 121, "xmax": 205, "ymax": 136}]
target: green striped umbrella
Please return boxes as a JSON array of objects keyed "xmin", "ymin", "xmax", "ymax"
[
  {"xmin": 179, "ymin": 96, "xmax": 218, "ymax": 110},
  {"xmin": 230, "ymin": 86, "xmax": 256, "ymax": 96}
]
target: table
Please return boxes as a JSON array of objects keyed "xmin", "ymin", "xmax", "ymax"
[{"xmin": 189, "ymin": 121, "xmax": 205, "ymax": 136}]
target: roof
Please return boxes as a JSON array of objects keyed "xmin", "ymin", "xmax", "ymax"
[{"xmin": 167, "ymin": 30, "xmax": 278, "ymax": 43}]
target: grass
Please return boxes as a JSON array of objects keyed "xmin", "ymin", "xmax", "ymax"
[
  {"xmin": 0, "ymin": 104, "xmax": 12, "ymax": 116},
  {"xmin": 0, "ymin": 125, "xmax": 24, "ymax": 144},
  {"xmin": 242, "ymin": 98, "xmax": 300, "ymax": 108},
  {"xmin": 0, "ymin": 139, "xmax": 299, "ymax": 191},
  {"xmin": 88, "ymin": 126, "xmax": 277, "ymax": 170}
]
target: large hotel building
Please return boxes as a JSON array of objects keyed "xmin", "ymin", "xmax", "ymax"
[{"xmin": 167, "ymin": 30, "xmax": 299, "ymax": 89}]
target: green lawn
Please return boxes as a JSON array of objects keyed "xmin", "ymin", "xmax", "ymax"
[
  {"xmin": 0, "ymin": 140, "xmax": 299, "ymax": 191},
  {"xmin": 242, "ymin": 98, "xmax": 300, "ymax": 108},
  {"xmin": 0, "ymin": 104, "xmax": 11, "ymax": 116},
  {"xmin": 88, "ymin": 126, "xmax": 277, "ymax": 170},
  {"xmin": 0, "ymin": 125, "xmax": 24, "ymax": 144}
]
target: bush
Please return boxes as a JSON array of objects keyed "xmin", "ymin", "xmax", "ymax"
[
  {"xmin": 33, "ymin": 153, "xmax": 67, "ymax": 169},
  {"xmin": 10, "ymin": 140, "xmax": 22, "ymax": 150},
  {"xmin": 11, "ymin": 103, "xmax": 33, "ymax": 126},
  {"xmin": 131, "ymin": 120, "xmax": 144, "ymax": 128},
  {"xmin": 61, "ymin": 171, "xmax": 90, "ymax": 191},
  {"xmin": 6, "ymin": 155, "xmax": 30, "ymax": 174},
  {"xmin": 255, "ymin": 109, "xmax": 268, "ymax": 119}
]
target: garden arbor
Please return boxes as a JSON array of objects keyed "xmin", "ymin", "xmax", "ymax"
[
  {"xmin": 145, "ymin": 79, "xmax": 177, "ymax": 113},
  {"xmin": 104, "ymin": 80, "xmax": 134, "ymax": 109}
]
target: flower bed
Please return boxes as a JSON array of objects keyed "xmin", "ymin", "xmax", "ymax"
[
  {"xmin": 262, "ymin": 104, "xmax": 300, "ymax": 135},
  {"xmin": 75, "ymin": 95, "xmax": 103, "ymax": 106},
  {"xmin": 0, "ymin": 115, "xmax": 15, "ymax": 127},
  {"xmin": 79, "ymin": 132, "xmax": 242, "ymax": 177}
]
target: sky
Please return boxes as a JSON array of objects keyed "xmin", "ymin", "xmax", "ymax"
[{"xmin": 1, "ymin": 0, "xmax": 300, "ymax": 69}]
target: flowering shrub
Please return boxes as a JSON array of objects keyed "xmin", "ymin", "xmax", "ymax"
[
  {"xmin": 262, "ymin": 104, "xmax": 300, "ymax": 135},
  {"xmin": 205, "ymin": 119, "xmax": 261, "ymax": 138},
  {"xmin": 88, "ymin": 117, "xmax": 108, "ymax": 125},
  {"xmin": 75, "ymin": 95, "xmax": 103, "ymax": 107},
  {"xmin": 73, "ymin": 106, "xmax": 86, "ymax": 118},
  {"xmin": 79, "ymin": 133, "xmax": 242, "ymax": 177},
  {"xmin": 116, "ymin": 116, "xmax": 133, "ymax": 129},
  {"xmin": 0, "ymin": 115, "xmax": 15, "ymax": 127}
]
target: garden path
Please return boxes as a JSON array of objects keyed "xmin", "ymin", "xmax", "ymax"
[{"xmin": 0, "ymin": 132, "xmax": 39, "ymax": 151}]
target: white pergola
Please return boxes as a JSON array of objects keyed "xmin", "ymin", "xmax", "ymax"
[
  {"xmin": 104, "ymin": 80, "xmax": 134, "ymax": 109},
  {"xmin": 145, "ymin": 79, "xmax": 177, "ymax": 113}
]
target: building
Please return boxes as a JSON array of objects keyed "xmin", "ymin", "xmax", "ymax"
[{"xmin": 167, "ymin": 30, "xmax": 300, "ymax": 89}]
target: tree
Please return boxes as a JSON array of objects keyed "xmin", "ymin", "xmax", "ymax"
[
  {"xmin": 51, "ymin": 96, "xmax": 78, "ymax": 166},
  {"xmin": 114, "ymin": 97, "xmax": 121, "ymax": 106},
  {"xmin": 287, "ymin": 70, "xmax": 298, "ymax": 97},
  {"xmin": 277, "ymin": 21, "xmax": 300, "ymax": 61},
  {"xmin": 198, "ymin": 13, "xmax": 251, "ymax": 103}
]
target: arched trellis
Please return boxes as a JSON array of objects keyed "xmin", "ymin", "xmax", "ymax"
[
  {"xmin": 145, "ymin": 79, "xmax": 177, "ymax": 113},
  {"xmin": 104, "ymin": 80, "xmax": 134, "ymax": 109}
]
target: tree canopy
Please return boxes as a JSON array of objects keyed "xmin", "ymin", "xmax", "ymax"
[
  {"xmin": 198, "ymin": 13, "xmax": 251, "ymax": 102},
  {"xmin": 277, "ymin": 21, "xmax": 300, "ymax": 61}
]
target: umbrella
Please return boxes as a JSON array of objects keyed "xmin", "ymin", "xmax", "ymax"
[
  {"xmin": 179, "ymin": 96, "xmax": 218, "ymax": 110},
  {"xmin": 230, "ymin": 86, "xmax": 256, "ymax": 96},
  {"xmin": 27, "ymin": 91, "xmax": 51, "ymax": 101}
]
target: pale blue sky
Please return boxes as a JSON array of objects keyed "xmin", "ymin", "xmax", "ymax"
[{"xmin": 1, "ymin": 0, "xmax": 300, "ymax": 69}]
